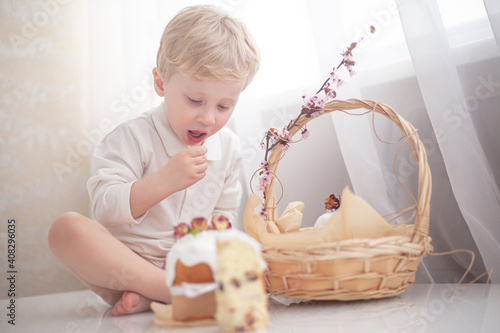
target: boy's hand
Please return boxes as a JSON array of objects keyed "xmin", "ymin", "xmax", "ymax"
[
  {"xmin": 162, "ymin": 146, "xmax": 208, "ymax": 192},
  {"xmin": 129, "ymin": 146, "xmax": 207, "ymax": 219}
]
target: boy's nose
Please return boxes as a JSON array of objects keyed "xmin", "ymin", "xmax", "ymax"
[{"xmin": 198, "ymin": 108, "xmax": 216, "ymax": 126}]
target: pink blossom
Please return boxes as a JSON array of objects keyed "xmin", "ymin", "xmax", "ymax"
[
  {"xmin": 330, "ymin": 68, "xmax": 343, "ymax": 90},
  {"xmin": 326, "ymin": 89, "xmax": 336, "ymax": 100},
  {"xmin": 311, "ymin": 109, "xmax": 323, "ymax": 118},
  {"xmin": 278, "ymin": 127, "xmax": 289, "ymax": 138},
  {"xmin": 256, "ymin": 171, "xmax": 272, "ymax": 191},
  {"xmin": 343, "ymin": 53, "xmax": 354, "ymax": 63},
  {"xmin": 282, "ymin": 143, "xmax": 290, "ymax": 153},
  {"xmin": 301, "ymin": 129, "xmax": 311, "ymax": 140},
  {"xmin": 330, "ymin": 68, "xmax": 340, "ymax": 82},
  {"xmin": 303, "ymin": 94, "xmax": 317, "ymax": 108},
  {"xmin": 264, "ymin": 131, "xmax": 278, "ymax": 148},
  {"xmin": 261, "ymin": 171, "xmax": 271, "ymax": 182},
  {"xmin": 303, "ymin": 93, "xmax": 326, "ymax": 109},
  {"xmin": 255, "ymin": 184, "xmax": 265, "ymax": 192},
  {"xmin": 258, "ymin": 209, "xmax": 267, "ymax": 218}
]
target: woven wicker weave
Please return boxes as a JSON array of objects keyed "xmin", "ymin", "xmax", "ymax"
[{"xmin": 256, "ymin": 99, "xmax": 432, "ymax": 300}]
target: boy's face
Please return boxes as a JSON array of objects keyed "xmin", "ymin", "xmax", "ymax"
[{"xmin": 153, "ymin": 69, "xmax": 244, "ymax": 146}]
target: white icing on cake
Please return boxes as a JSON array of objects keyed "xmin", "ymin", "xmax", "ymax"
[
  {"xmin": 165, "ymin": 229, "xmax": 264, "ymax": 287},
  {"xmin": 170, "ymin": 282, "xmax": 218, "ymax": 297}
]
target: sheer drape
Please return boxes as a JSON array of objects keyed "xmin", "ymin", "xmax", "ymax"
[
  {"xmin": 484, "ymin": 0, "xmax": 500, "ymax": 47},
  {"xmin": 396, "ymin": 0, "xmax": 500, "ymax": 281},
  {"xmin": 87, "ymin": 0, "xmax": 500, "ymax": 283}
]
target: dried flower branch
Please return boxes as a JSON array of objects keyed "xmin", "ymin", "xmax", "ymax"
[{"xmin": 254, "ymin": 37, "xmax": 366, "ymax": 214}]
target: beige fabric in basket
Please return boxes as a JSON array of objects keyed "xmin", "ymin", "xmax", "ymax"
[
  {"xmin": 276, "ymin": 201, "xmax": 304, "ymax": 233},
  {"xmin": 244, "ymin": 186, "xmax": 398, "ymax": 246}
]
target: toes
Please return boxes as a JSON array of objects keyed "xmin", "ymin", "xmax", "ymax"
[
  {"xmin": 112, "ymin": 304, "xmax": 122, "ymax": 316},
  {"xmin": 122, "ymin": 292, "xmax": 137, "ymax": 311},
  {"xmin": 112, "ymin": 294, "xmax": 128, "ymax": 316},
  {"xmin": 112, "ymin": 292, "xmax": 151, "ymax": 316},
  {"xmin": 112, "ymin": 292, "xmax": 136, "ymax": 316}
]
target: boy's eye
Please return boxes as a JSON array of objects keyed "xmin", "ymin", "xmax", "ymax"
[
  {"xmin": 218, "ymin": 105, "xmax": 230, "ymax": 111},
  {"xmin": 188, "ymin": 97, "xmax": 202, "ymax": 105}
]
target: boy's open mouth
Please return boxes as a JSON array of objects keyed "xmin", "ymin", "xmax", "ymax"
[{"xmin": 188, "ymin": 130, "xmax": 207, "ymax": 143}]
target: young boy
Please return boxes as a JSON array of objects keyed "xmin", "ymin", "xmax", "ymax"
[{"xmin": 48, "ymin": 5, "xmax": 260, "ymax": 316}]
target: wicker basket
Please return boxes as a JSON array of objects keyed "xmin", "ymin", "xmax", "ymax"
[{"xmin": 253, "ymin": 99, "xmax": 432, "ymax": 301}]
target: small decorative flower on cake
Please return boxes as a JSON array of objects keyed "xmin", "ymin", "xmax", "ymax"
[
  {"xmin": 174, "ymin": 215, "xmax": 232, "ymax": 239},
  {"xmin": 211, "ymin": 215, "xmax": 232, "ymax": 230}
]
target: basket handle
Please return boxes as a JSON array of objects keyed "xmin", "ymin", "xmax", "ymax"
[{"xmin": 261, "ymin": 99, "xmax": 432, "ymax": 245}]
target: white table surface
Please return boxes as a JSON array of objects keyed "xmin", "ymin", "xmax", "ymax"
[{"xmin": 1, "ymin": 283, "xmax": 498, "ymax": 333}]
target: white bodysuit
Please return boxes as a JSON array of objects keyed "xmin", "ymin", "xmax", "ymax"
[{"xmin": 87, "ymin": 102, "xmax": 242, "ymax": 267}]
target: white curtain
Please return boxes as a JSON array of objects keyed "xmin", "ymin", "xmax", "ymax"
[
  {"xmin": 87, "ymin": 0, "xmax": 500, "ymax": 283},
  {"xmin": 397, "ymin": 0, "xmax": 500, "ymax": 282}
]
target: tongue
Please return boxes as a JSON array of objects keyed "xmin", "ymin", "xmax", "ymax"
[
  {"xmin": 188, "ymin": 131, "xmax": 207, "ymax": 144},
  {"xmin": 190, "ymin": 131, "xmax": 203, "ymax": 138}
]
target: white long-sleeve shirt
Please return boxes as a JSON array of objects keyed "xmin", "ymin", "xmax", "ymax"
[{"xmin": 86, "ymin": 102, "xmax": 242, "ymax": 266}]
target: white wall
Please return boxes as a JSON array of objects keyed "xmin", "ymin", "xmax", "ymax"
[{"xmin": 1, "ymin": 0, "xmax": 90, "ymax": 297}]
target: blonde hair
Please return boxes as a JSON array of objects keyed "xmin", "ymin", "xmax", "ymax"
[{"xmin": 156, "ymin": 5, "xmax": 260, "ymax": 89}]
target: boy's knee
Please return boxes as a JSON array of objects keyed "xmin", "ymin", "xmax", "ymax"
[{"xmin": 48, "ymin": 212, "xmax": 85, "ymax": 254}]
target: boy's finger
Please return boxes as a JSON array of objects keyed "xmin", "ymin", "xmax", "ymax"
[
  {"xmin": 187, "ymin": 145, "xmax": 208, "ymax": 156},
  {"xmin": 195, "ymin": 162, "xmax": 208, "ymax": 174},
  {"xmin": 192, "ymin": 154, "xmax": 207, "ymax": 165}
]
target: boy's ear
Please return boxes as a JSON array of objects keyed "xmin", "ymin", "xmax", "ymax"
[{"xmin": 152, "ymin": 68, "xmax": 165, "ymax": 97}]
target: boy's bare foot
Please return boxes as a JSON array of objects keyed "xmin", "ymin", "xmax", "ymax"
[{"xmin": 112, "ymin": 291, "xmax": 152, "ymax": 316}]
